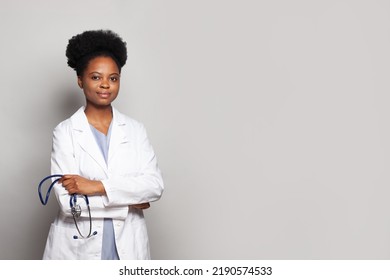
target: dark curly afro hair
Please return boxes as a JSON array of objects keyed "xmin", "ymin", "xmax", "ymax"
[{"xmin": 66, "ymin": 29, "xmax": 127, "ymax": 76}]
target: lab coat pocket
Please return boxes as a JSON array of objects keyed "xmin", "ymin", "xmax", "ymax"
[{"xmin": 43, "ymin": 223, "xmax": 80, "ymax": 260}]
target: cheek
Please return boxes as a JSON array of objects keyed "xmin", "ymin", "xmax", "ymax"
[
  {"xmin": 112, "ymin": 83, "xmax": 120, "ymax": 93},
  {"xmin": 83, "ymin": 82, "xmax": 97, "ymax": 92}
]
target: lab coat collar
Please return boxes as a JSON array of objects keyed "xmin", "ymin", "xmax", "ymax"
[{"xmin": 70, "ymin": 106, "xmax": 129, "ymax": 174}]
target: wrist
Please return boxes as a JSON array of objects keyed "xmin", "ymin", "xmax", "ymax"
[{"xmin": 92, "ymin": 180, "xmax": 106, "ymax": 195}]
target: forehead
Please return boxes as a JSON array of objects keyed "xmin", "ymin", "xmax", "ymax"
[{"xmin": 85, "ymin": 56, "xmax": 120, "ymax": 73}]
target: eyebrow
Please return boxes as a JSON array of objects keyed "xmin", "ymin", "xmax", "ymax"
[{"xmin": 88, "ymin": 71, "xmax": 120, "ymax": 76}]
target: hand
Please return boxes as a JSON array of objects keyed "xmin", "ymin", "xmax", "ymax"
[
  {"xmin": 131, "ymin": 202, "xmax": 150, "ymax": 209},
  {"xmin": 58, "ymin": 174, "xmax": 105, "ymax": 196}
]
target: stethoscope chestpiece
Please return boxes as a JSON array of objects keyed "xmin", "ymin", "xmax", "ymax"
[{"xmin": 71, "ymin": 204, "xmax": 82, "ymax": 218}]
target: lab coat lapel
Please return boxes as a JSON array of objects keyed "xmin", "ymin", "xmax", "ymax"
[
  {"xmin": 108, "ymin": 108, "xmax": 129, "ymax": 164},
  {"xmin": 71, "ymin": 107, "xmax": 108, "ymax": 173}
]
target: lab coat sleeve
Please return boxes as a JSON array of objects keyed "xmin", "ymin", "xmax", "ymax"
[
  {"xmin": 51, "ymin": 122, "xmax": 128, "ymax": 219},
  {"xmin": 101, "ymin": 124, "xmax": 164, "ymax": 207}
]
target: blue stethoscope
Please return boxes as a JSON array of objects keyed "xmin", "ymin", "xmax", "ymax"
[{"xmin": 38, "ymin": 174, "xmax": 97, "ymax": 239}]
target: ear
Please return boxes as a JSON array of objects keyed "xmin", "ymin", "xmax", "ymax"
[{"xmin": 77, "ymin": 76, "xmax": 83, "ymax": 88}]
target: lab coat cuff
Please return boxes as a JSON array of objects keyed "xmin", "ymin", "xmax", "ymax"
[{"xmin": 101, "ymin": 179, "xmax": 114, "ymax": 206}]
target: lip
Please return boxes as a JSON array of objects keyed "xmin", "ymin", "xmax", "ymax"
[{"xmin": 97, "ymin": 92, "xmax": 110, "ymax": 98}]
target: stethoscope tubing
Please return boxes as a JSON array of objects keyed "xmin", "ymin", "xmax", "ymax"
[
  {"xmin": 38, "ymin": 174, "xmax": 63, "ymax": 205},
  {"xmin": 38, "ymin": 174, "xmax": 96, "ymax": 239}
]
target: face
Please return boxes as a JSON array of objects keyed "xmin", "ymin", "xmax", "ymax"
[{"xmin": 77, "ymin": 56, "xmax": 120, "ymax": 109}]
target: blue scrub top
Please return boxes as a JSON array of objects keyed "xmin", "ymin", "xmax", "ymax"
[{"xmin": 90, "ymin": 123, "xmax": 119, "ymax": 260}]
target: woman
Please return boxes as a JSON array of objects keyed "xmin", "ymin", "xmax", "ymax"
[{"xmin": 43, "ymin": 30, "xmax": 164, "ymax": 260}]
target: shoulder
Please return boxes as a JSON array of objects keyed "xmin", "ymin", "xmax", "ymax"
[
  {"xmin": 113, "ymin": 107, "xmax": 145, "ymax": 131},
  {"xmin": 53, "ymin": 107, "xmax": 85, "ymax": 134}
]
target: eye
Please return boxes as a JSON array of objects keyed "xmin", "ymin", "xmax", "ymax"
[
  {"xmin": 91, "ymin": 75, "xmax": 100, "ymax": 81},
  {"xmin": 110, "ymin": 76, "xmax": 119, "ymax": 82}
]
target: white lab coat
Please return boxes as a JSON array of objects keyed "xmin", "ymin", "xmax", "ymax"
[{"xmin": 42, "ymin": 107, "xmax": 164, "ymax": 260}]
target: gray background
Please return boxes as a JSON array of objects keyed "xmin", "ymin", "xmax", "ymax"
[{"xmin": 1, "ymin": 0, "xmax": 390, "ymax": 259}]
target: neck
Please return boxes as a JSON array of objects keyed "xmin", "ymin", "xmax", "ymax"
[{"xmin": 84, "ymin": 104, "xmax": 113, "ymax": 126}]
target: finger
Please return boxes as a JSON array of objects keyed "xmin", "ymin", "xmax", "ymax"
[
  {"xmin": 61, "ymin": 174, "xmax": 75, "ymax": 180},
  {"xmin": 60, "ymin": 178, "xmax": 72, "ymax": 187},
  {"xmin": 62, "ymin": 176, "xmax": 79, "ymax": 185},
  {"xmin": 67, "ymin": 188, "xmax": 76, "ymax": 195},
  {"xmin": 57, "ymin": 176, "xmax": 67, "ymax": 184},
  {"xmin": 133, "ymin": 203, "xmax": 150, "ymax": 209}
]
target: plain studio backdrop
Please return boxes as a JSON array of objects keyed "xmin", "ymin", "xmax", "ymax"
[{"xmin": 1, "ymin": 0, "xmax": 390, "ymax": 259}]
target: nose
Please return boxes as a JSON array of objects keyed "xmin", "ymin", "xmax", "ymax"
[{"xmin": 100, "ymin": 79, "xmax": 109, "ymax": 89}]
